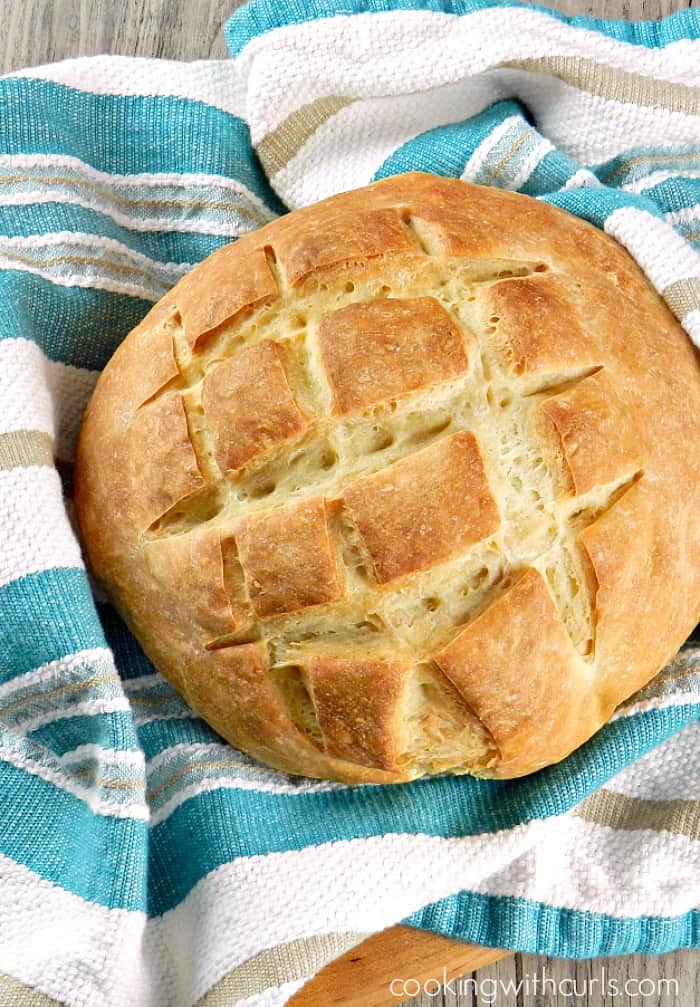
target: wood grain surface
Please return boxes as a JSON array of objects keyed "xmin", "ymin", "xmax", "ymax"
[
  {"xmin": 287, "ymin": 930, "xmax": 512, "ymax": 1007},
  {"xmin": 1, "ymin": 0, "xmax": 698, "ymax": 70},
  {"xmin": 1, "ymin": 1, "xmax": 698, "ymax": 1005}
]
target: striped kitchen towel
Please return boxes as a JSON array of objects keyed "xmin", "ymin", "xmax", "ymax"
[{"xmin": 1, "ymin": 1, "xmax": 699, "ymax": 1005}]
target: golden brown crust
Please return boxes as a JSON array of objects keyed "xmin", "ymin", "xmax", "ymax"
[
  {"xmin": 272, "ymin": 206, "xmax": 415, "ymax": 285},
  {"xmin": 74, "ymin": 172, "xmax": 700, "ymax": 785},
  {"xmin": 142, "ymin": 527, "xmax": 250, "ymax": 641},
  {"xmin": 126, "ymin": 394, "xmax": 207, "ymax": 531},
  {"xmin": 318, "ymin": 296, "xmax": 468, "ymax": 414},
  {"xmin": 176, "ymin": 244, "xmax": 279, "ymax": 347},
  {"xmin": 343, "ymin": 431, "xmax": 500, "ymax": 583},
  {"xmin": 181, "ymin": 642, "xmax": 328, "ymax": 773},
  {"xmin": 433, "ymin": 568, "xmax": 599, "ymax": 776},
  {"xmin": 484, "ymin": 274, "xmax": 594, "ymax": 381},
  {"xmin": 202, "ymin": 339, "xmax": 310, "ymax": 473},
  {"xmin": 577, "ymin": 477, "xmax": 691, "ymax": 712},
  {"xmin": 537, "ymin": 368, "xmax": 641, "ymax": 496},
  {"xmin": 304, "ymin": 657, "xmax": 410, "ymax": 770},
  {"xmin": 113, "ymin": 301, "xmax": 182, "ymax": 409},
  {"xmin": 234, "ymin": 498, "xmax": 344, "ymax": 618}
]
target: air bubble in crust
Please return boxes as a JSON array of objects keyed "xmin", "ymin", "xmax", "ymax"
[
  {"xmin": 354, "ymin": 615, "xmax": 385, "ymax": 633},
  {"xmin": 364, "ymin": 425, "xmax": 395, "ymax": 453},
  {"xmin": 408, "ymin": 413, "xmax": 451, "ymax": 445},
  {"xmin": 250, "ymin": 480, "xmax": 277, "ymax": 498}
]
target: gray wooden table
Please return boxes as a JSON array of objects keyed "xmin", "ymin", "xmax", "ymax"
[{"xmin": 1, "ymin": 1, "xmax": 698, "ymax": 1005}]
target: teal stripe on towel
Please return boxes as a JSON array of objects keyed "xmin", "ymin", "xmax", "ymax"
[
  {"xmin": 406, "ymin": 892, "xmax": 700, "ymax": 958},
  {"xmin": 30, "ymin": 712, "xmax": 143, "ymax": 758},
  {"xmin": 0, "ymin": 569, "xmax": 105, "ymax": 681},
  {"xmin": 0, "ymin": 77, "xmax": 284, "ymax": 214},
  {"xmin": 0, "ymin": 271, "xmax": 150, "ymax": 369},
  {"xmin": 373, "ymin": 101, "xmax": 527, "ymax": 181},
  {"xmin": 0, "ymin": 201, "xmax": 234, "ymax": 266},
  {"xmin": 0, "ymin": 756, "xmax": 147, "ymax": 909},
  {"xmin": 147, "ymin": 701, "xmax": 700, "ymax": 916},
  {"xmin": 224, "ymin": 0, "xmax": 700, "ymax": 57}
]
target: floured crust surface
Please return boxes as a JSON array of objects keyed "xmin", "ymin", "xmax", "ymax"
[{"xmin": 75, "ymin": 173, "xmax": 700, "ymax": 784}]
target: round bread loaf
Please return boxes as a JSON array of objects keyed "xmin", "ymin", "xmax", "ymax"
[{"xmin": 75, "ymin": 172, "xmax": 700, "ymax": 784}]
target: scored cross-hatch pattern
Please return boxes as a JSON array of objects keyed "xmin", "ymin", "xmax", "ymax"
[{"xmin": 134, "ymin": 206, "xmax": 643, "ymax": 776}]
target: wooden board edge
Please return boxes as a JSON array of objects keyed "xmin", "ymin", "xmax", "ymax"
[{"xmin": 288, "ymin": 923, "xmax": 512, "ymax": 1007}]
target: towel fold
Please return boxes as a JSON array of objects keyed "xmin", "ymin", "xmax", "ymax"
[{"xmin": 0, "ymin": 2, "xmax": 699, "ymax": 1005}]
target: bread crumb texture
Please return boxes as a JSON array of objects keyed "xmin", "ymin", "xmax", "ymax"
[{"xmin": 75, "ymin": 173, "xmax": 700, "ymax": 784}]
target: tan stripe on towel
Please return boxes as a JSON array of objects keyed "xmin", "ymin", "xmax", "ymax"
[
  {"xmin": 0, "ymin": 430, "xmax": 53, "ymax": 471},
  {"xmin": 256, "ymin": 55, "xmax": 699, "ymax": 181},
  {"xmin": 573, "ymin": 789, "xmax": 700, "ymax": 840},
  {"xmin": 0, "ymin": 973, "xmax": 66, "ymax": 1007},
  {"xmin": 504, "ymin": 56, "xmax": 700, "ymax": 115},
  {"xmin": 256, "ymin": 96, "xmax": 354, "ymax": 177},
  {"xmin": 662, "ymin": 276, "xmax": 700, "ymax": 321},
  {"xmin": 195, "ymin": 931, "xmax": 368, "ymax": 1006}
]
